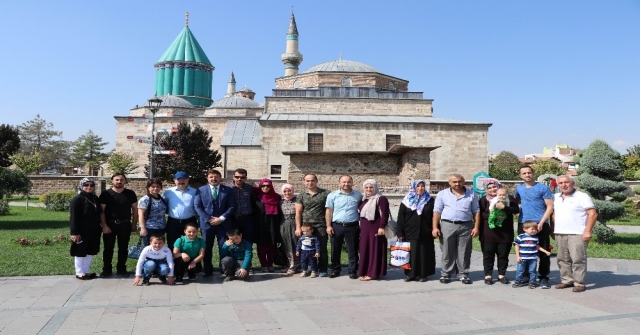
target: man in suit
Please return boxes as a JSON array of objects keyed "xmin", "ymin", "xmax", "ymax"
[{"xmin": 195, "ymin": 169, "xmax": 236, "ymax": 277}]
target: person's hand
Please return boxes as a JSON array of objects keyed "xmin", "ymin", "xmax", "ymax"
[
  {"xmin": 139, "ymin": 228, "xmax": 148, "ymax": 236},
  {"xmin": 314, "ymin": 253, "xmax": 320, "ymax": 258},
  {"xmin": 295, "ymin": 228, "xmax": 302, "ymax": 237},
  {"xmin": 377, "ymin": 228, "xmax": 385, "ymax": 236},
  {"xmin": 496, "ymin": 202, "xmax": 505, "ymax": 210},
  {"xmin": 471, "ymin": 228, "xmax": 479, "ymax": 238},
  {"xmin": 71, "ymin": 235, "xmax": 82, "ymax": 243},
  {"xmin": 432, "ymin": 229, "xmax": 441, "ymax": 238},
  {"xmin": 582, "ymin": 230, "xmax": 592, "ymax": 242},
  {"xmin": 544, "ymin": 250, "xmax": 551, "ymax": 256},
  {"xmin": 166, "ymin": 276, "xmax": 175, "ymax": 285},
  {"xmin": 102, "ymin": 226, "xmax": 111, "ymax": 234},
  {"xmin": 188, "ymin": 261, "xmax": 196, "ymax": 270},
  {"xmin": 516, "ymin": 256, "xmax": 522, "ymax": 263},
  {"xmin": 131, "ymin": 224, "xmax": 137, "ymax": 233},
  {"xmin": 181, "ymin": 253, "xmax": 190, "ymax": 262},
  {"xmin": 225, "ymin": 239, "xmax": 233, "ymax": 246},
  {"xmin": 326, "ymin": 226, "xmax": 334, "ymax": 236},
  {"xmin": 132, "ymin": 276, "xmax": 143, "ymax": 286},
  {"xmin": 237, "ymin": 269, "xmax": 248, "ymax": 278},
  {"xmin": 295, "ymin": 252, "xmax": 300, "ymax": 256},
  {"xmin": 537, "ymin": 222, "xmax": 544, "ymax": 231},
  {"xmin": 211, "ymin": 217, "xmax": 222, "ymax": 226}
]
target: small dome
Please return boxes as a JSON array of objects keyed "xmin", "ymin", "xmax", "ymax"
[
  {"xmin": 238, "ymin": 85, "xmax": 254, "ymax": 93},
  {"xmin": 143, "ymin": 95, "xmax": 194, "ymax": 109},
  {"xmin": 302, "ymin": 59, "xmax": 378, "ymax": 74},
  {"xmin": 211, "ymin": 96, "xmax": 260, "ymax": 108}
]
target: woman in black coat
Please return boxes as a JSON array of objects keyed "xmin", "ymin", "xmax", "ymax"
[
  {"xmin": 397, "ymin": 180, "xmax": 436, "ymax": 282},
  {"xmin": 70, "ymin": 177, "xmax": 102, "ymax": 280}
]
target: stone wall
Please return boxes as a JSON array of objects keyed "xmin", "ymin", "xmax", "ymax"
[
  {"xmin": 264, "ymin": 97, "xmax": 433, "ymax": 116},
  {"xmin": 275, "ymin": 73, "xmax": 409, "ymax": 91}
]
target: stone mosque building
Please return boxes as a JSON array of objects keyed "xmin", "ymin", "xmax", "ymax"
[{"xmin": 115, "ymin": 12, "xmax": 491, "ymax": 189}]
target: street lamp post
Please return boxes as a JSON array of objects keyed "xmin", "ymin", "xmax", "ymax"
[{"xmin": 147, "ymin": 97, "xmax": 163, "ymax": 179}]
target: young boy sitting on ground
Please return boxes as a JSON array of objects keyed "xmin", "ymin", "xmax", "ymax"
[
  {"xmin": 172, "ymin": 222, "xmax": 205, "ymax": 282},
  {"xmin": 132, "ymin": 235, "xmax": 175, "ymax": 286},
  {"xmin": 220, "ymin": 229, "xmax": 253, "ymax": 282}
]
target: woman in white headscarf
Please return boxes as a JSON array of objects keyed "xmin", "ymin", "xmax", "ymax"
[
  {"xmin": 357, "ymin": 179, "xmax": 390, "ymax": 281},
  {"xmin": 397, "ymin": 180, "xmax": 436, "ymax": 282},
  {"xmin": 69, "ymin": 177, "xmax": 102, "ymax": 280}
]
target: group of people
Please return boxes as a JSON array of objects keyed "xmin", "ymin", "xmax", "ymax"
[{"xmin": 69, "ymin": 165, "xmax": 597, "ymax": 292}]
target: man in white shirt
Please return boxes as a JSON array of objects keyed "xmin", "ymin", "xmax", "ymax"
[{"xmin": 551, "ymin": 175, "xmax": 598, "ymax": 293}]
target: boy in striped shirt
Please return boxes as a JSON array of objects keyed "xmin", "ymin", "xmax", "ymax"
[{"xmin": 513, "ymin": 221, "xmax": 551, "ymax": 289}]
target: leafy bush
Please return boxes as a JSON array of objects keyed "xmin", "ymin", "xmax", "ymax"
[
  {"xmin": 609, "ymin": 192, "xmax": 627, "ymax": 202},
  {"xmin": 633, "ymin": 185, "xmax": 640, "ymax": 195},
  {"xmin": 0, "ymin": 198, "xmax": 8, "ymax": 215},
  {"xmin": 593, "ymin": 199, "xmax": 625, "ymax": 223},
  {"xmin": 40, "ymin": 191, "xmax": 77, "ymax": 211},
  {"xmin": 593, "ymin": 222, "xmax": 616, "ymax": 244}
]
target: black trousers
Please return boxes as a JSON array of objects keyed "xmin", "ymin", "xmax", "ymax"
[
  {"xmin": 173, "ymin": 257, "xmax": 202, "ymax": 279},
  {"xmin": 102, "ymin": 222, "xmax": 132, "ymax": 273},
  {"xmin": 221, "ymin": 256, "xmax": 249, "ymax": 277},
  {"xmin": 481, "ymin": 241, "xmax": 512, "ymax": 277},
  {"xmin": 330, "ymin": 224, "xmax": 359, "ymax": 274},
  {"xmin": 202, "ymin": 225, "xmax": 228, "ymax": 274},
  {"xmin": 312, "ymin": 224, "xmax": 329, "ymax": 273},
  {"xmin": 166, "ymin": 217, "xmax": 196, "ymax": 251},
  {"xmin": 518, "ymin": 222, "xmax": 551, "ymax": 280}
]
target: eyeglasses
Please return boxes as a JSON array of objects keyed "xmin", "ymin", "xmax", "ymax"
[
  {"xmin": 260, "ymin": 185, "xmax": 271, "ymax": 188},
  {"xmin": 233, "ymin": 175, "xmax": 247, "ymax": 179},
  {"xmin": 83, "ymin": 183, "xmax": 95, "ymax": 187}
]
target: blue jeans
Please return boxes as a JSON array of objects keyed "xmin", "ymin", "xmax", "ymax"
[
  {"xmin": 515, "ymin": 259, "xmax": 538, "ymax": 282},
  {"xmin": 142, "ymin": 259, "xmax": 169, "ymax": 279},
  {"xmin": 142, "ymin": 228, "xmax": 165, "ymax": 246}
]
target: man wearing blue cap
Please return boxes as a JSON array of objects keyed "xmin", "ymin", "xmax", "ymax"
[{"xmin": 163, "ymin": 171, "xmax": 199, "ymax": 248}]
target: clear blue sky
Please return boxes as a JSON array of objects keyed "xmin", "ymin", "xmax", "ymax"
[{"xmin": 1, "ymin": 0, "xmax": 638, "ymax": 156}]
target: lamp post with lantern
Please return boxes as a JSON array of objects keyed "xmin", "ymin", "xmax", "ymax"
[{"xmin": 147, "ymin": 97, "xmax": 163, "ymax": 179}]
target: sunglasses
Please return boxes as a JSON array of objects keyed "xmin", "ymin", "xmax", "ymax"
[
  {"xmin": 233, "ymin": 175, "xmax": 247, "ymax": 179},
  {"xmin": 83, "ymin": 183, "xmax": 95, "ymax": 187},
  {"xmin": 260, "ymin": 185, "xmax": 271, "ymax": 188}
]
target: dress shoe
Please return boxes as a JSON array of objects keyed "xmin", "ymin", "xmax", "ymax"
[
  {"xmin": 420, "ymin": 277, "xmax": 428, "ymax": 282},
  {"xmin": 484, "ymin": 278, "xmax": 493, "ymax": 285},
  {"xmin": 572, "ymin": 285, "xmax": 586, "ymax": 293},
  {"xmin": 498, "ymin": 277, "xmax": 510, "ymax": 284},
  {"xmin": 439, "ymin": 277, "xmax": 450, "ymax": 284},
  {"xmin": 349, "ymin": 272, "xmax": 358, "ymax": 280},
  {"xmin": 202, "ymin": 272, "xmax": 214, "ymax": 277},
  {"xmin": 555, "ymin": 282, "xmax": 574, "ymax": 289},
  {"xmin": 99, "ymin": 272, "xmax": 112, "ymax": 278},
  {"xmin": 329, "ymin": 272, "xmax": 340, "ymax": 278},
  {"xmin": 460, "ymin": 277, "xmax": 472, "ymax": 284},
  {"xmin": 404, "ymin": 276, "xmax": 413, "ymax": 282}
]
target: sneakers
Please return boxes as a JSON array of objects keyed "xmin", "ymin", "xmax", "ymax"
[
  {"xmin": 484, "ymin": 278, "xmax": 493, "ymax": 285},
  {"xmin": 300, "ymin": 271, "xmax": 308, "ymax": 278},
  {"xmin": 540, "ymin": 279, "xmax": 550, "ymax": 289},
  {"xmin": 175, "ymin": 277, "xmax": 183, "ymax": 283},
  {"xmin": 159, "ymin": 276, "xmax": 167, "ymax": 284},
  {"xmin": 439, "ymin": 277, "xmax": 450, "ymax": 284},
  {"xmin": 142, "ymin": 278, "xmax": 150, "ymax": 286},
  {"xmin": 223, "ymin": 276, "xmax": 234, "ymax": 282},
  {"xmin": 318, "ymin": 272, "xmax": 328, "ymax": 277},
  {"xmin": 529, "ymin": 282, "xmax": 537, "ymax": 289},
  {"xmin": 329, "ymin": 272, "xmax": 340, "ymax": 278},
  {"xmin": 310, "ymin": 271, "xmax": 317, "ymax": 278},
  {"xmin": 460, "ymin": 277, "xmax": 472, "ymax": 284},
  {"xmin": 512, "ymin": 281, "xmax": 522, "ymax": 288},
  {"xmin": 499, "ymin": 277, "xmax": 510, "ymax": 285}
]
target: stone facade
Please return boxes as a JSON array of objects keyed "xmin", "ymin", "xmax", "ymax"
[
  {"xmin": 275, "ymin": 72, "xmax": 409, "ymax": 92},
  {"xmin": 264, "ymin": 96, "xmax": 433, "ymax": 116}
]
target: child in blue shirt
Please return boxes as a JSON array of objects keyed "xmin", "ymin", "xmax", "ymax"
[
  {"xmin": 513, "ymin": 222, "xmax": 551, "ymax": 289},
  {"xmin": 220, "ymin": 228, "xmax": 253, "ymax": 282},
  {"xmin": 296, "ymin": 223, "xmax": 321, "ymax": 278}
]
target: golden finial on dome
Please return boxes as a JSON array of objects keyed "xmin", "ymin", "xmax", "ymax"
[{"xmin": 185, "ymin": 11, "xmax": 189, "ymax": 27}]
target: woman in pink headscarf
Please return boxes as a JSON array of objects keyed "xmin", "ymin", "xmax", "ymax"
[
  {"xmin": 255, "ymin": 178, "xmax": 282, "ymax": 272},
  {"xmin": 279, "ymin": 183, "xmax": 299, "ymax": 274}
]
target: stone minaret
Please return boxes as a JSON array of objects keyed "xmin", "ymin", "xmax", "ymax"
[
  {"xmin": 280, "ymin": 10, "xmax": 303, "ymax": 76},
  {"xmin": 226, "ymin": 71, "xmax": 236, "ymax": 97}
]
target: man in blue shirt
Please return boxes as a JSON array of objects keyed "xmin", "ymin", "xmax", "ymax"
[
  {"xmin": 432, "ymin": 174, "xmax": 480, "ymax": 284},
  {"xmin": 326, "ymin": 175, "xmax": 362, "ymax": 279},
  {"xmin": 514, "ymin": 165, "xmax": 554, "ymax": 288},
  {"xmin": 163, "ymin": 171, "xmax": 198, "ymax": 249}
]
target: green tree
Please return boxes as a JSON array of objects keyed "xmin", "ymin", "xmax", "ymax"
[
  {"xmin": 621, "ymin": 144, "xmax": 640, "ymax": 180},
  {"xmin": 530, "ymin": 160, "xmax": 567, "ymax": 179},
  {"xmin": 0, "ymin": 167, "xmax": 32, "ymax": 215},
  {"xmin": 70, "ymin": 130, "xmax": 108, "ymax": 176},
  {"xmin": 18, "ymin": 114, "xmax": 70, "ymax": 170},
  {"xmin": 489, "ymin": 151, "xmax": 521, "ymax": 180},
  {"xmin": 11, "ymin": 152, "xmax": 45, "ymax": 209},
  {"xmin": 574, "ymin": 139, "xmax": 627, "ymax": 243},
  {"xmin": 147, "ymin": 121, "xmax": 222, "ymax": 185},
  {"xmin": 0, "ymin": 124, "xmax": 21, "ymax": 167},
  {"xmin": 106, "ymin": 151, "xmax": 139, "ymax": 176}
]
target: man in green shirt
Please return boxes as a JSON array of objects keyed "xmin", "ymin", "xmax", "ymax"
[{"xmin": 295, "ymin": 173, "xmax": 330, "ymax": 276}]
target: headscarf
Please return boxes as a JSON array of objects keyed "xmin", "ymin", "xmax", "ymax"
[
  {"xmin": 281, "ymin": 183, "xmax": 295, "ymax": 200},
  {"xmin": 401, "ymin": 180, "xmax": 431, "ymax": 215},
  {"xmin": 259, "ymin": 178, "xmax": 281, "ymax": 215},
  {"xmin": 360, "ymin": 179, "xmax": 382, "ymax": 221},
  {"xmin": 77, "ymin": 177, "xmax": 95, "ymax": 195},
  {"xmin": 482, "ymin": 178, "xmax": 502, "ymax": 201}
]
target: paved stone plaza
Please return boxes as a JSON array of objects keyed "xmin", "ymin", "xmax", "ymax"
[{"xmin": 1, "ymin": 246, "xmax": 639, "ymax": 335}]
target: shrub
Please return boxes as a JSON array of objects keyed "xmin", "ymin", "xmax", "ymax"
[
  {"xmin": 593, "ymin": 222, "xmax": 616, "ymax": 244},
  {"xmin": 0, "ymin": 198, "xmax": 8, "ymax": 215},
  {"xmin": 41, "ymin": 191, "xmax": 77, "ymax": 211},
  {"xmin": 633, "ymin": 185, "xmax": 640, "ymax": 195},
  {"xmin": 609, "ymin": 192, "xmax": 627, "ymax": 202}
]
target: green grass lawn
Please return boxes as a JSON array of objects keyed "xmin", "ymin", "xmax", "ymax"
[
  {"xmin": 608, "ymin": 217, "xmax": 640, "ymax": 226},
  {"xmin": 472, "ymin": 232, "xmax": 640, "ymax": 260}
]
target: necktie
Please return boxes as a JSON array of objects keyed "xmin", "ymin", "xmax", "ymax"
[{"xmin": 212, "ymin": 187, "xmax": 218, "ymax": 201}]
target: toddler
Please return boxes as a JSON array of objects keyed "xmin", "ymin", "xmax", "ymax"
[
  {"xmin": 132, "ymin": 235, "xmax": 175, "ymax": 286},
  {"xmin": 220, "ymin": 229, "xmax": 253, "ymax": 282},
  {"xmin": 488, "ymin": 188, "xmax": 509, "ymax": 229},
  {"xmin": 172, "ymin": 222, "xmax": 205, "ymax": 282},
  {"xmin": 296, "ymin": 223, "xmax": 321, "ymax": 278},
  {"xmin": 512, "ymin": 222, "xmax": 551, "ymax": 289}
]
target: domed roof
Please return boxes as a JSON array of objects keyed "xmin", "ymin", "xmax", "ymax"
[
  {"xmin": 238, "ymin": 85, "xmax": 254, "ymax": 93},
  {"xmin": 143, "ymin": 95, "xmax": 194, "ymax": 109},
  {"xmin": 157, "ymin": 27, "xmax": 212, "ymax": 65},
  {"xmin": 302, "ymin": 59, "xmax": 378, "ymax": 74},
  {"xmin": 211, "ymin": 96, "xmax": 260, "ymax": 108}
]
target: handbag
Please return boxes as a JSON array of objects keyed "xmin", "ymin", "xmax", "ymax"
[
  {"xmin": 385, "ymin": 211, "xmax": 397, "ymax": 239},
  {"xmin": 273, "ymin": 244, "xmax": 289, "ymax": 267},
  {"xmin": 389, "ymin": 240, "xmax": 411, "ymax": 270},
  {"xmin": 127, "ymin": 237, "xmax": 145, "ymax": 260}
]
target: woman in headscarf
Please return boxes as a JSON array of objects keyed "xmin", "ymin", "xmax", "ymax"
[
  {"xmin": 479, "ymin": 178, "xmax": 519, "ymax": 285},
  {"xmin": 255, "ymin": 178, "xmax": 282, "ymax": 272},
  {"xmin": 397, "ymin": 180, "xmax": 435, "ymax": 282},
  {"xmin": 69, "ymin": 177, "xmax": 102, "ymax": 280},
  {"xmin": 279, "ymin": 184, "xmax": 299, "ymax": 275},
  {"xmin": 357, "ymin": 179, "xmax": 390, "ymax": 281}
]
